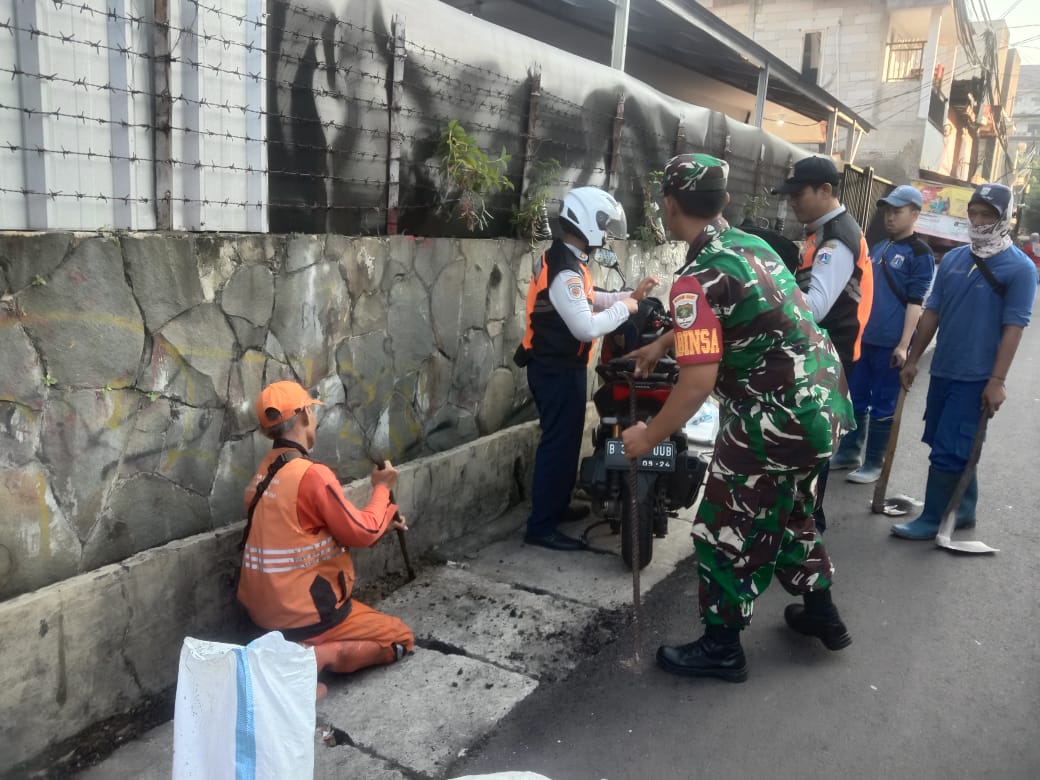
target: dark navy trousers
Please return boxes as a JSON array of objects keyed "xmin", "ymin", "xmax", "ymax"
[
  {"xmin": 526, "ymin": 360, "xmax": 588, "ymax": 537},
  {"xmin": 923, "ymin": 377, "xmax": 988, "ymax": 472}
]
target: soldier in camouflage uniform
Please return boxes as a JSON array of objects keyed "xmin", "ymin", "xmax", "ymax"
[{"xmin": 622, "ymin": 154, "xmax": 855, "ymax": 682}]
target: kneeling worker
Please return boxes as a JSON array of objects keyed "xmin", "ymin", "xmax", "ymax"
[
  {"xmin": 622, "ymin": 154, "xmax": 854, "ymax": 681},
  {"xmin": 238, "ymin": 380, "xmax": 414, "ymax": 676},
  {"xmin": 515, "ymin": 187, "xmax": 658, "ymax": 551}
]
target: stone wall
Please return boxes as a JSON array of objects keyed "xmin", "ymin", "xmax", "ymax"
[{"xmin": 0, "ymin": 232, "xmax": 685, "ymax": 601}]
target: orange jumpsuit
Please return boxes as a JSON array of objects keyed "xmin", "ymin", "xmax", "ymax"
[{"xmin": 237, "ymin": 447, "xmax": 414, "ymax": 653}]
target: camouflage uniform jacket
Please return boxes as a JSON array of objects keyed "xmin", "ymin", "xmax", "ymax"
[{"xmin": 672, "ymin": 218, "xmax": 852, "ymax": 474}]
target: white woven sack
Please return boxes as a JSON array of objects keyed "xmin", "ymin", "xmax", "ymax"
[{"xmin": 172, "ymin": 631, "xmax": 317, "ymax": 779}]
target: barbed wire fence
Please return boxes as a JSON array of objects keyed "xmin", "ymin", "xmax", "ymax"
[{"xmin": 2, "ymin": 0, "xmax": 812, "ymax": 237}]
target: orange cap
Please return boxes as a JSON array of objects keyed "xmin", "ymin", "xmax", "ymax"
[{"xmin": 255, "ymin": 381, "xmax": 323, "ymax": 429}]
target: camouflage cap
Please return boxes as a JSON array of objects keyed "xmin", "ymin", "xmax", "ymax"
[{"xmin": 663, "ymin": 153, "xmax": 729, "ymax": 194}]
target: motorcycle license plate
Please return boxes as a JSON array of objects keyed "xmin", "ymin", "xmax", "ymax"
[{"xmin": 604, "ymin": 439, "xmax": 675, "ymax": 472}]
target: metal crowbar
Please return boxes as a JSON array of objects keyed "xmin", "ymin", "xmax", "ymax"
[
  {"xmin": 369, "ymin": 454, "xmax": 418, "ymax": 580},
  {"xmin": 934, "ymin": 415, "xmax": 998, "ymax": 555}
]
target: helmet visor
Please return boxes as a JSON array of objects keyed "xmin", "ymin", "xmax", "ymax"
[{"xmin": 597, "ymin": 208, "xmax": 627, "ymax": 245}]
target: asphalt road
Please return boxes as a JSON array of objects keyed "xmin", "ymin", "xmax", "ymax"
[{"xmin": 448, "ymin": 325, "xmax": 1040, "ymax": 780}]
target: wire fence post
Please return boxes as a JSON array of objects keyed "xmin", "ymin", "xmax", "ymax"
[
  {"xmin": 519, "ymin": 67, "xmax": 542, "ymax": 213},
  {"xmin": 13, "ymin": 0, "xmax": 47, "ymax": 228},
  {"xmin": 107, "ymin": 0, "xmax": 133, "ymax": 229},
  {"xmin": 607, "ymin": 91, "xmax": 626, "ymax": 191},
  {"xmin": 674, "ymin": 114, "xmax": 686, "ymax": 155},
  {"xmin": 179, "ymin": 2, "xmax": 202, "ymax": 231},
  {"xmin": 245, "ymin": 0, "xmax": 266, "ymax": 232},
  {"xmin": 153, "ymin": 0, "xmax": 173, "ymax": 230},
  {"xmin": 752, "ymin": 141, "xmax": 765, "ymax": 211},
  {"xmin": 386, "ymin": 15, "xmax": 406, "ymax": 236}
]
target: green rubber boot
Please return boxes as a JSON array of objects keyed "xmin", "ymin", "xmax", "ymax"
[
  {"xmin": 892, "ymin": 467, "xmax": 959, "ymax": 540},
  {"xmin": 847, "ymin": 417, "xmax": 892, "ymax": 484}
]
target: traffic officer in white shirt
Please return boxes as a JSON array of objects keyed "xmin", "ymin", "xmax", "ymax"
[
  {"xmin": 773, "ymin": 156, "xmax": 872, "ymax": 534},
  {"xmin": 514, "ymin": 187, "xmax": 658, "ymax": 550}
]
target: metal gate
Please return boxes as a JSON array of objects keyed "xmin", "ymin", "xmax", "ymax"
[{"xmin": 840, "ymin": 164, "xmax": 894, "ymax": 244}]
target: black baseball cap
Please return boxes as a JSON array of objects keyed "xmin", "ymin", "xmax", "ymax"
[
  {"xmin": 968, "ymin": 183, "xmax": 1012, "ymax": 218},
  {"xmin": 772, "ymin": 156, "xmax": 840, "ymax": 195}
]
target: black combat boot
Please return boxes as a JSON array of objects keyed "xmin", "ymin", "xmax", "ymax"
[
  {"xmin": 656, "ymin": 625, "xmax": 748, "ymax": 682},
  {"xmin": 784, "ymin": 589, "xmax": 852, "ymax": 651}
]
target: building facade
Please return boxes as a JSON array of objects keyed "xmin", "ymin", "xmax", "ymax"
[{"xmin": 704, "ymin": 0, "xmax": 1021, "ymax": 185}]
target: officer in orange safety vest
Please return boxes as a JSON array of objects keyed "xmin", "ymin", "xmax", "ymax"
[
  {"xmin": 773, "ymin": 156, "xmax": 872, "ymax": 374},
  {"xmin": 237, "ymin": 381, "xmax": 414, "ymax": 693},
  {"xmin": 513, "ymin": 187, "xmax": 658, "ymax": 551},
  {"xmin": 773, "ymin": 156, "xmax": 872, "ymax": 533}
]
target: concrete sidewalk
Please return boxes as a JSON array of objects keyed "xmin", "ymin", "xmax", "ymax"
[{"xmin": 77, "ymin": 503, "xmax": 697, "ymax": 780}]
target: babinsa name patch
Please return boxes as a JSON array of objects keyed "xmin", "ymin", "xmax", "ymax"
[{"xmin": 675, "ymin": 328, "xmax": 720, "ymax": 358}]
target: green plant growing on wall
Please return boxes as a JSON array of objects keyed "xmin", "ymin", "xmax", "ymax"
[
  {"xmin": 512, "ymin": 158, "xmax": 560, "ymax": 244},
  {"xmin": 634, "ymin": 170, "xmax": 666, "ymax": 246},
  {"xmin": 742, "ymin": 187, "xmax": 774, "ymax": 227},
  {"xmin": 438, "ymin": 120, "xmax": 515, "ymax": 232}
]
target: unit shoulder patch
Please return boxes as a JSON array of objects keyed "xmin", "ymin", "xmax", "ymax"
[{"xmin": 672, "ymin": 292, "xmax": 699, "ymax": 329}]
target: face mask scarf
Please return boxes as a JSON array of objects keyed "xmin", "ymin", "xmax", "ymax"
[{"xmin": 969, "ymin": 196, "xmax": 1013, "ymax": 259}]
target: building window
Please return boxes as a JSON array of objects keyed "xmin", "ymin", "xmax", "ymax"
[
  {"xmin": 802, "ymin": 32, "xmax": 821, "ymax": 85},
  {"xmin": 884, "ymin": 40, "xmax": 926, "ymax": 81}
]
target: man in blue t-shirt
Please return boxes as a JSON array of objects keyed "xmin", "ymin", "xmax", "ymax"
[
  {"xmin": 893, "ymin": 183, "xmax": 1037, "ymax": 540},
  {"xmin": 831, "ymin": 185, "xmax": 935, "ymax": 483}
]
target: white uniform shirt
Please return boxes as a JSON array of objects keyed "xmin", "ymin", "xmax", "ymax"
[
  {"xmin": 543, "ymin": 244, "xmax": 632, "ymax": 342},
  {"xmin": 803, "ymin": 205, "xmax": 856, "ymax": 322}
]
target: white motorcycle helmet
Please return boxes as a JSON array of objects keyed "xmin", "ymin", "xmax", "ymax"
[{"xmin": 558, "ymin": 187, "xmax": 628, "ymax": 249}]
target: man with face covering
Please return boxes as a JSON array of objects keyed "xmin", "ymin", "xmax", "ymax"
[{"xmin": 893, "ymin": 184, "xmax": 1037, "ymax": 539}]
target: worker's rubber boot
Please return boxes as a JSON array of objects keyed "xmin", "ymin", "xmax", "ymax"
[
  {"xmin": 846, "ymin": 417, "xmax": 892, "ymax": 484},
  {"xmin": 830, "ymin": 414, "xmax": 867, "ymax": 470},
  {"xmin": 955, "ymin": 473, "xmax": 978, "ymax": 530},
  {"xmin": 656, "ymin": 624, "xmax": 748, "ymax": 682},
  {"xmin": 891, "ymin": 467, "xmax": 959, "ymax": 540},
  {"xmin": 783, "ymin": 589, "xmax": 852, "ymax": 651}
]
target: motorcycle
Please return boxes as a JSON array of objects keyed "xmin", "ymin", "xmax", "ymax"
[{"xmin": 577, "ymin": 267, "xmax": 710, "ymax": 570}]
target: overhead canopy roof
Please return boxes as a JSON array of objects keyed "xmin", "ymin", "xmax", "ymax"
[{"xmin": 443, "ymin": 0, "xmax": 874, "ymax": 132}]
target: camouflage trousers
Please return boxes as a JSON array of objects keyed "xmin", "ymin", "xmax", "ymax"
[{"xmin": 693, "ymin": 461, "xmax": 835, "ymax": 628}]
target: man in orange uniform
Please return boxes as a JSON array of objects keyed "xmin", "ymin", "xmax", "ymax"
[{"xmin": 237, "ymin": 381, "xmax": 414, "ymax": 678}]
